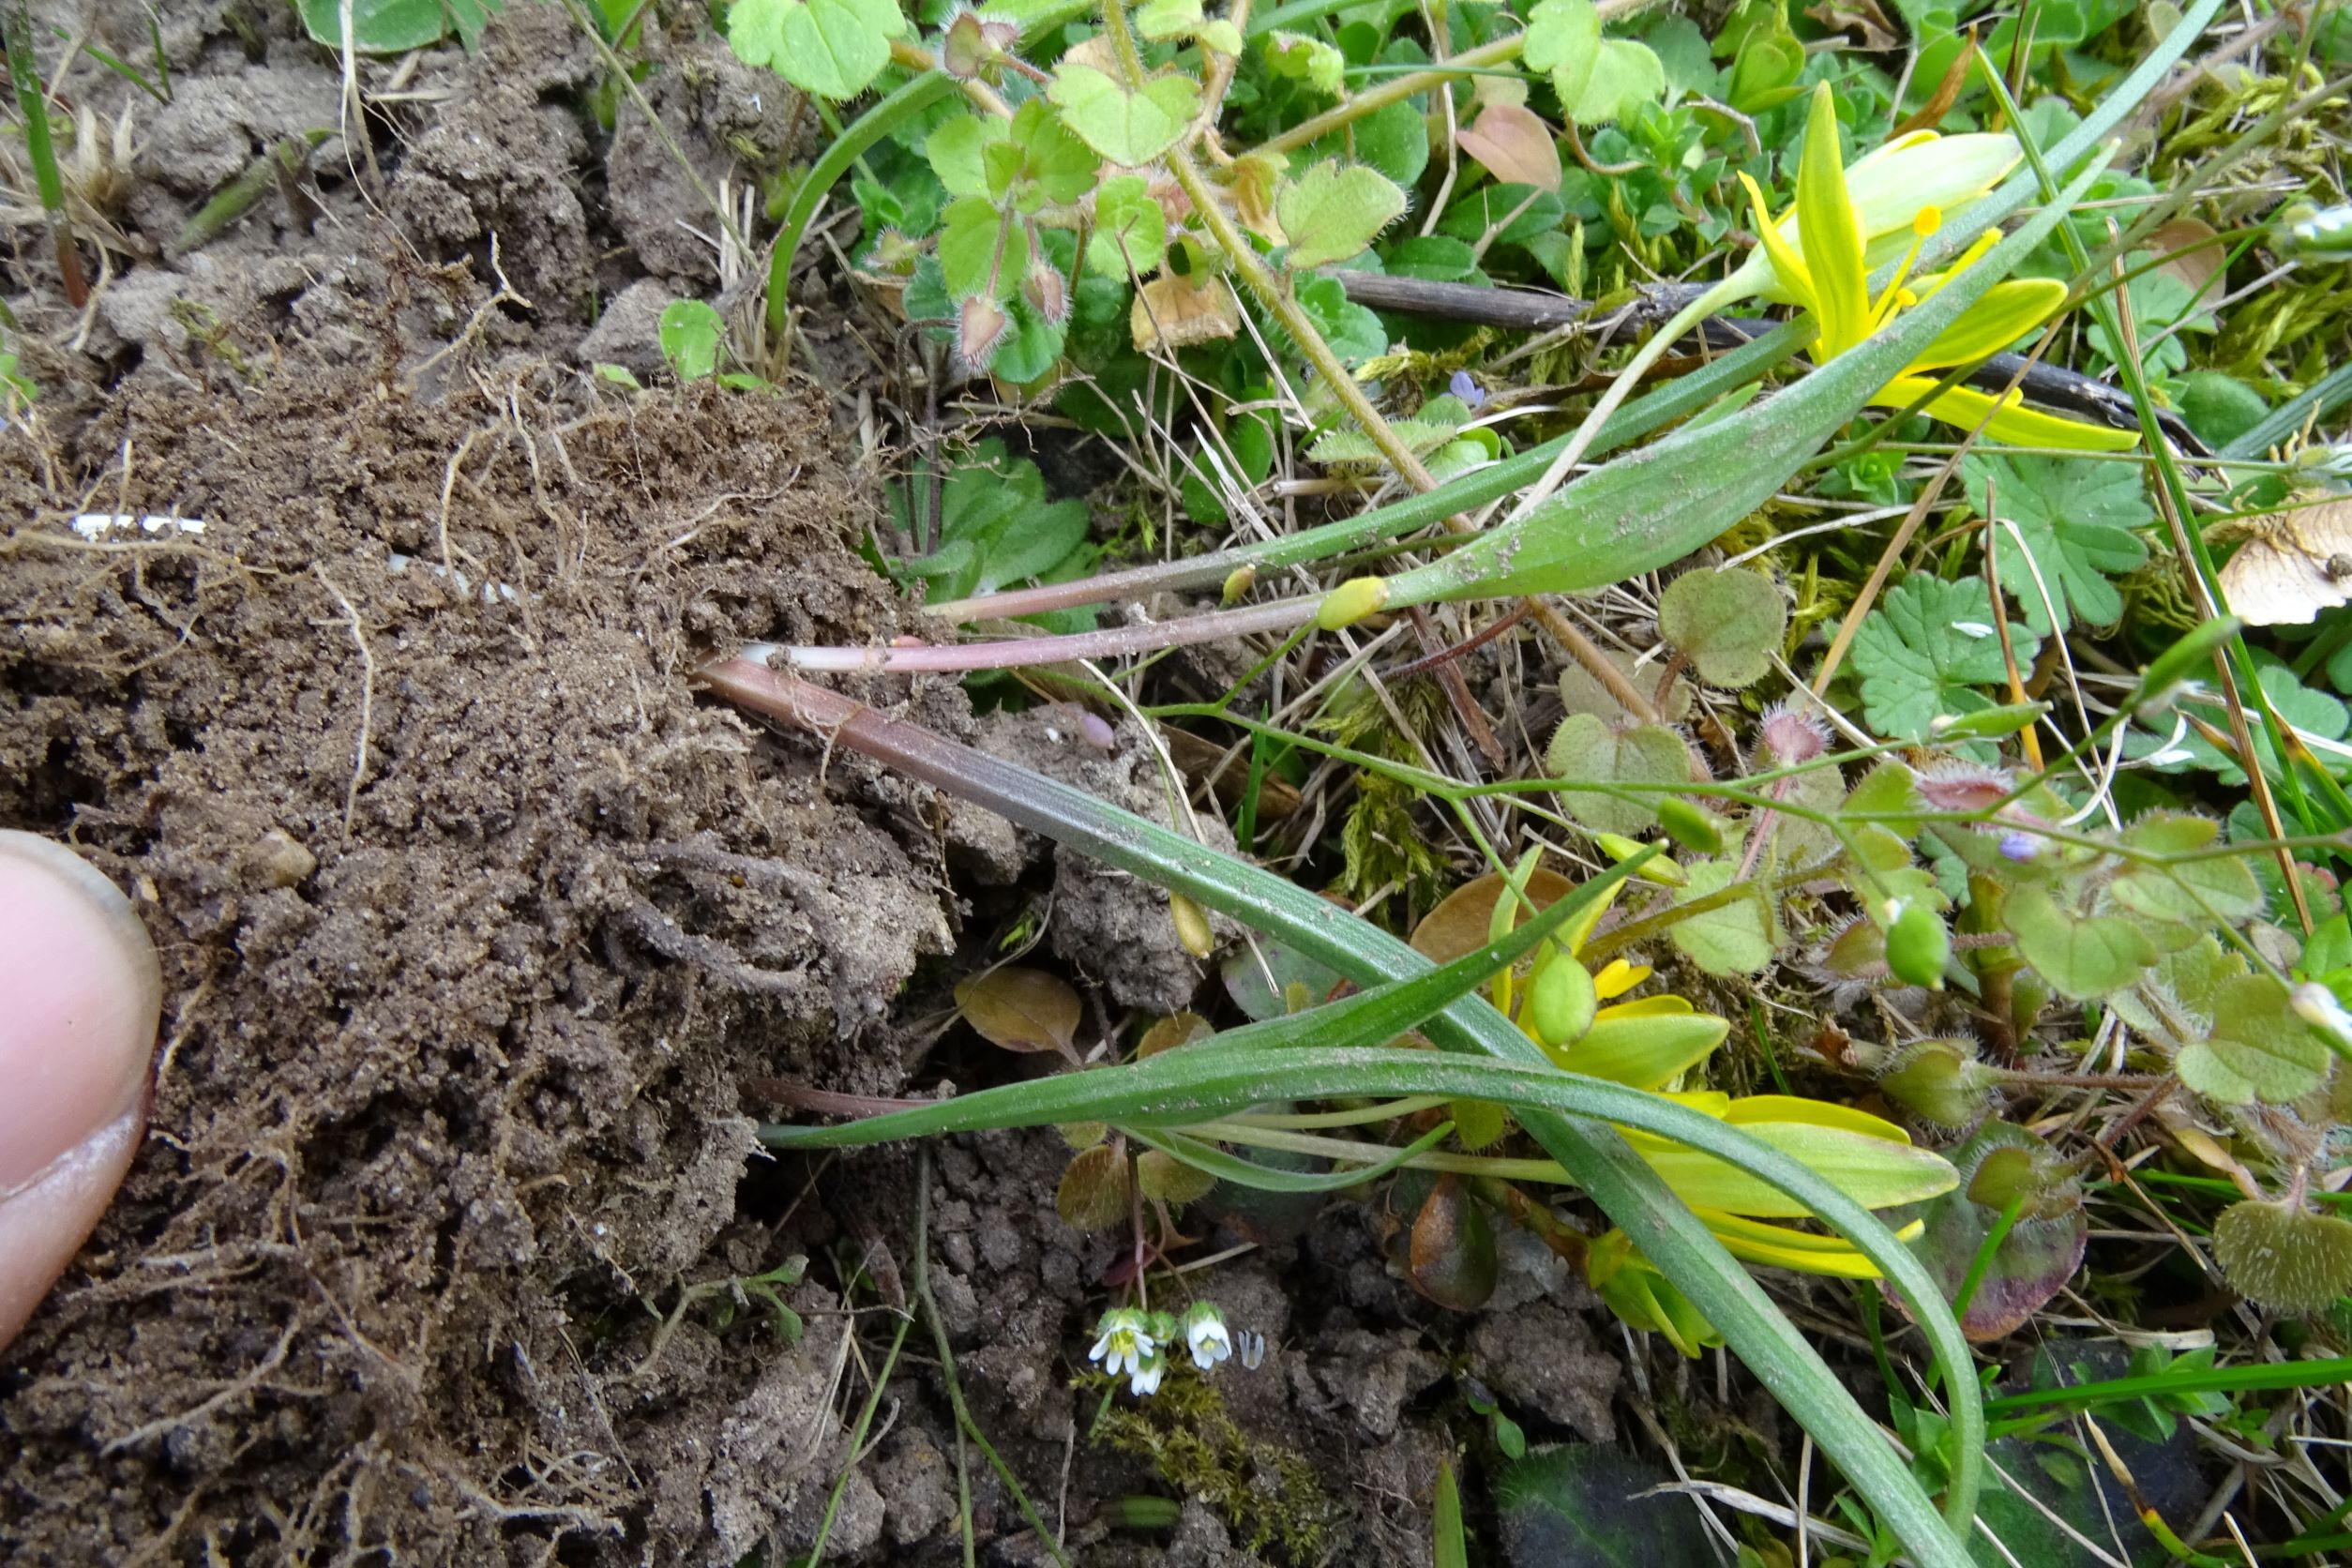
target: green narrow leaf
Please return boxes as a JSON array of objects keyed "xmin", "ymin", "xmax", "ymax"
[
  {"xmin": 1377, "ymin": 158, "xmax": 2116, "ymax": 610},
  {"xmin": 1434, "ymin": 1458, "xmax": 1468, "ymax": 1568}
]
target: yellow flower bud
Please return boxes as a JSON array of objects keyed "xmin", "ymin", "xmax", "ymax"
[{"xmin": 1315, "ymin": 576, "xmax": 1389, "ymax": 630}]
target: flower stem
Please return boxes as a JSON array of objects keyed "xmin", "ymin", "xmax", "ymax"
[{"xmin": 741, "ymin": 595, "xmax": 1316, "ymax": 675}]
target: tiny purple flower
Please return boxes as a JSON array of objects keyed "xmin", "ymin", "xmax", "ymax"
[{"xmin": 1448, "ymin": 369, "xmax": 1487, "ymax": 411}]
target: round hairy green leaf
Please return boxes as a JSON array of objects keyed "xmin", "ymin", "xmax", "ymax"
[
  {"xmin": 1658, "ymin": 568, "xmax": 1787, "ymax": 688},
  {"xmin": 1057, "ymin": 1142, "xmax": 1132, "ymax": 1231},
  {"xmin": 1086, "ymin": 174, "xmax": 1168, "ymax": 278},
  {"xmin": 938, "ymin": 195, "xmax": 1023, "ymax": 300},
  {"xmin": 2111, "ymin": 812, "xmax": 2265, "ymax": 930},
  {"xmin": 1666, "ymin": 860, "xmax": 1772, "ymax": 976},
  {"xmin": 657, "ymin": 299, "xmax": 724, "ymax": 382},
  {"xmin": 2005, "ymin": 883, "xmax": 2156, "ymax": 1001},
  {"xmin": 1136, "ymin": 1147, "xmax": 1217, "ymax": 1204},
  {"xmin": 1521, "ymin": 0, "xmax": 1601, "ymax": 109},
  {"xmin": 297, "ymin": 0, "xmax": 465, "ymax": 53},
  {"xmin": 1047, "ymin": 63, "xmax": 1199, "ymax": 167},
  {"xmin": 2212, "ymin": 1199, "xmax": 2352, "ymax": 1313},
  {"xmin": 1545, "ymin": 715, "xmax": 1690, "ymax": 837},
  {"xmin": 2176, "ymin": 974, "xmax": 2332, "ymax": 1104},
  {"xmin": 1275, "ymin": 161, "xmax": 1408, "ymax": 271},
  {"xmin": 1894, "ymin": 1123, "xmax": 2085, "ymax": 1340},
  {"xmin": 1567, "ymin": 38, "xmax": 1666, "ymax": 126},
  {"xmin": 727, "ymin": 0, "xmax": 905, "ymax": 101},
  {"xmin": 2176, "ymin": 370, "xmax": 2269, "ymax": 452}
]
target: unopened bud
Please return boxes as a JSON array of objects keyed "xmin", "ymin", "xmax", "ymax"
[
  {"xmin": 1170, "ymin": 892, "xmax": 1214, "ymax": 957},
  {"xmin": 957, "ymin": 294, "xmax": 1010, "ymax": 369},
  {"xmin": 1316, "ymin": 576, "xmax": 1389, "ymax": 630}
]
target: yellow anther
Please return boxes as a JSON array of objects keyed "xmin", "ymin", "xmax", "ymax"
[{"xmin": 1912, "ymin": 204, "xmax": 1942, "ymax": 238}]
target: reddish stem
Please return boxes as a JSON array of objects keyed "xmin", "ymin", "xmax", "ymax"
[{"xmin": 746, "ymin": 595, "xmax": 1317, "ymax": 675}]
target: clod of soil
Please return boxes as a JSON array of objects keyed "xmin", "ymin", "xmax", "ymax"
[{"xmin": 0, "ymin": 362, "xmax": 952, "ymax": 1564}]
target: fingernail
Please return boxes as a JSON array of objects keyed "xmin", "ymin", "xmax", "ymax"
[{"xmin": 0, "ymin": 832, "xmax": 161, "ymax": 1196}]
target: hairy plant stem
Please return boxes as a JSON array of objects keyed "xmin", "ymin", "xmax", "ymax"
[
  {"xmin": 1101, "ymin": 0, "xmax": 1522, "ymax": 751},
  {"xmin": 888, "ymin": 36, "xmax": 1014, "ymax": 116},
  {"xmin": 1256, "ymin": 32, "xmax": 1525, "ymax": 156}
]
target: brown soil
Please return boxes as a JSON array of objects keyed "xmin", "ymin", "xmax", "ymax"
[{"xmin": 0, "ymin": 351, "xmax": 965, "ymax": 1561}]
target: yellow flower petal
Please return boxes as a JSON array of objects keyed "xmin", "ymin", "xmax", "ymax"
[
  {"xmin": 1901, "ymin": 279, "xmax": 2065, "ymax": 372},
  {"xmin": 1559, "ymin": 876, "xmax": 1626, "ymax": 957},
  {"xmin": 1594, "ymin": 995, "xmax": 1688, "ymax": 1023},
  {"xmin": 1739, "ymin": 171, "xmax": 1815, "ymax": 312},
  {"xmin": 1908, "ymin": 228, "xmax": 2001, "ymax": 305},
  {"xmin": 1877, "ymin": 378, "xmax": 2143, "ymax": 451},
  {"xmin": 1720, "ymin": 1094, "xmax": 1912, "ymax": 1142},
  {"xmin": 1630, "ymin": 1119, "xmax": 1960, "ymax": 1216},
  {"xmin": 1591, "ymin": 958, "xmax": 1651, "ymax": 1001},
  {"xmin": 1843, "ymin": 131, "xmax": 2019, "ymax": 239},
  {"xmin": 1796, "ymin": 84, "xmax": 1869, "ymax": 355},
  {"xmin": 1696, "ymin": 1210, "xmax": 1889, "ymax": 1278}
]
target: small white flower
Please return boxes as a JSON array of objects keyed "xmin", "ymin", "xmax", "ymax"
[
  {"xmin": 2293, "ymin": 983, "xmax": 2352, "ymax": 1048},
  {"xmin": 1181, "ymin": 1301, "xmax": 1231, "ymax": 1371},
  {"xmin": 1088, "ymin": 1307, "xmax": 1153, "ymax": 1380},
  {"xmin": 1236, "ymin": 1329, "xmax": 1266, "ymax": 1370},
  {"xmin": 1129, "ymin": 1347, "xmax": 1167, "ymax": 1397}
]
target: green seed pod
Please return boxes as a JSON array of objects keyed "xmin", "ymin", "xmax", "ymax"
[
  {"xmin": 1884, "ymin": 903, "xmax": 1952, "ymax": 989},
  {"xmin": 1220, "ymin": 564, "xmax": 1258, "ymax": 604},
  {"xmin": 1525, "ymin": 952, "xmax": 1599, "ymax": 1049},
  {"xmin": 1879, "ymin": 1038, "xmax": 1995, "ymax": 1129},
  {"xmin": 1169, "ymin": 893, "xmax": 1214, "ymax": 958},
  {"xmin": 1966, "ymin": 1146, "xmax": 2041, "ymax": 1210},
  {"xmin": 2212, "ymin": 1199, "xmax": 2352, "ymax": 1313},
  {"xmin": 1655, "ymin": 797, "xmax": 1724, "ymax": 855}
]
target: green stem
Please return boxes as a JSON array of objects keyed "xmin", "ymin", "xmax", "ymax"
[
  {"xmin": 1985, "ymin": 1354, "xmax": 2352, "ymax": 1416},
  {"xmin": 1496, "ymin": 281, "xmax": 1746, "ymax": 527},
  {"xmin": 768, "ymin": 69, "xmax": 954, "ymax": 342},
  {"xmin": 1948, "ymin": 1193, "xmax": 2025, "ymax": 1327},
  {"xmin": 1256, "ymin": 32, "xmax": 1526, "ymax": 156},
  {"xmin": 805, "ymin": 1308, "xmax": 912, "ymax": 1560}
]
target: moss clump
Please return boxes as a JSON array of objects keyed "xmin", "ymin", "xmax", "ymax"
[{"xmin": 1086, "ymin": 1371, "xmax": 1333, "ymax": 1561}]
